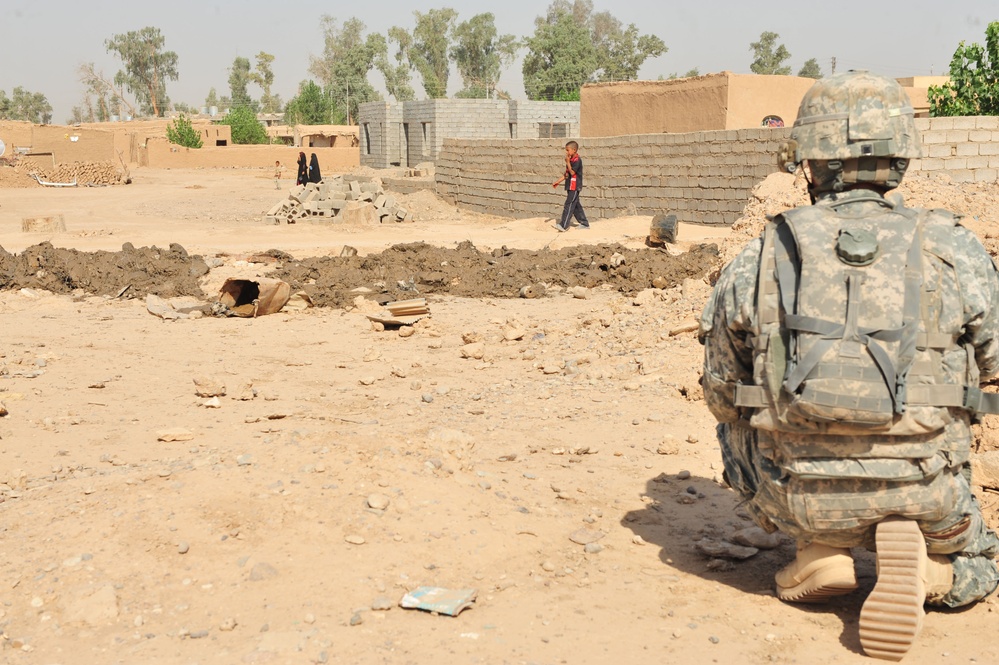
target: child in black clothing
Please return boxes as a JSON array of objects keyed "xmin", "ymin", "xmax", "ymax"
[{"xmin": 552, "ymin": 140, "xmax": 589, "ymax": 231}]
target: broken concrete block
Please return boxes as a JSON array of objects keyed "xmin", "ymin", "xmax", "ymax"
[
  {"xmin": 374, "ymin": 194, "xmax": 387, "ymax": 208},
  {"xmin": 341, "ymin": 201, "xmax": 377, "ymax": 226}
]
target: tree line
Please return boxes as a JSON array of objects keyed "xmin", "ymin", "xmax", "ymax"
[{"xmin": 8, "ymin": 7, "xmax": 995, "ymax": 129}]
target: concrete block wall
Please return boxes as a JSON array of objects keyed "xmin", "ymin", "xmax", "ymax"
[
  {"xmin": 436, "ymin": 117, "xmax": 999, "ymax": 224},
  {"xmin": 359, "ymin": 102, "xmax": 403, "ymax": 169},
  {"xmin": 437, "ymin": 128, "xmax": 791, "ymax": 224},
  {"xmin": 911, "ymin": 116, "xmax": 999, "ymax": 183},
  {"xmin": 510, "ymin": 101, "xmax": 580, "ymax": 139},
  {"xmin": 359, "ymin": 99, "xmax": 581, "ymax": 168}
]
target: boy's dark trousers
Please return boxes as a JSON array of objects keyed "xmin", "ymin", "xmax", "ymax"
[{"xmin": 558, "ymin": 189, "xmax": 589, "ymax": 230}]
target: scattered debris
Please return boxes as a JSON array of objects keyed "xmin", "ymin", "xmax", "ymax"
[
  {"xmin": 399, "ymin": 587, "xmax": 477, "ymax": 616},
  {"xmin": 265, "ymin": 174, "xmax": 415, "ymax": 225}
]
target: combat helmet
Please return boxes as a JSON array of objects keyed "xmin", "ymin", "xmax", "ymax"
[{"xmin": 777, "ymin": 70, "xmax": 921, "ymax": 193}]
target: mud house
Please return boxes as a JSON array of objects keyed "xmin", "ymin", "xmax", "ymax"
[
  {"xmin": 580, "ymin": 72, "xmax": 946, "ymax": 137},
  {"xmin": 357, "ymin": 99, "xmax": 580, "ymax": 168}
]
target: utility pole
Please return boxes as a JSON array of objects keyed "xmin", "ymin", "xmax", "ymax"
[{"xmin": 831, "ymin": 57, "xmax": 837, "ymax": 75}]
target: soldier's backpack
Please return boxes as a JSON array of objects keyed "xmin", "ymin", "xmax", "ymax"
[{"xmin": 734, "ymin": 194, "xmax": 999, "ymax": 436}]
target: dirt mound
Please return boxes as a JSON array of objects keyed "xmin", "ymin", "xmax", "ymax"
[
  {"xmin": 272, "ymin": 241, "xmax": 720, "ymax": 308},
  {"xmin": 0, "ymin": 164, "xmax": 39, "ymax": 188},
  {"xmin": 0, "ymin": 241, "xmax": 209, "ymax": 298},
  {"xmin": 722, "ymin": 170, "xmax": 999, "ymax": 263}
]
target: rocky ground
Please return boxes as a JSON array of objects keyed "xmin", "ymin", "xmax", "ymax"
[{"xmin": 1, "ymin": 165, "xmax": 999, "ymax": 665}]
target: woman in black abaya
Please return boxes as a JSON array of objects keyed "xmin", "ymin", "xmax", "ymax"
[
  {"xmin": 308, "ymin": 153, "xmax": 322, "ymax": 183},
  {"xmin": 295, "ymin": 152, "xmax": 308, "ymax": 186}
]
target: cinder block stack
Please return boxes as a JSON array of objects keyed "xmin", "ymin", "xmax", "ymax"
[{"xmin": 264, "ymin": 174, "xmax": 414, "ymax": 225}]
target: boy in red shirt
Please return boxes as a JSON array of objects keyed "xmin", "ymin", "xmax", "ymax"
[{"xmin": 552, "ymin": 141, "xmax": 589, "ymax": 231}]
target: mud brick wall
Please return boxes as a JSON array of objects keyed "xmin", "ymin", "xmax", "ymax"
[{"xmin": 437, "ymin": 118, "xmax": 999, "ymax": 225}]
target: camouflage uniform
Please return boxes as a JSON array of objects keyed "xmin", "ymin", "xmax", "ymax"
[{"xmin": 700, "ymin": 187, "xmax": 999, "ymax": 607}]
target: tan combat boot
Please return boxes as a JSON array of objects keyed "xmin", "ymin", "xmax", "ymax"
[
  {"xmin": 859, "ymin": 517, "xmax": 927, "ymax": 661},
  {"xmin": 775, "ymin": 541, "xmax": 858, "ymax": 603},
  {"xmin": 923, "ymin": 554, "xmax": 954, "ymax": 605}
]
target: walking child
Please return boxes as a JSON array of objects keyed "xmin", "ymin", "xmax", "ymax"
[
  {"xmin": 552, "ymin": 141, "xmax": 589, "ymax": 231},
  {"xmin": 273, "ymin": 160, "xmax": 284, "ymax": 189}
]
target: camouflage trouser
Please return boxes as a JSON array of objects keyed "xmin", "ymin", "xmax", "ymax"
[{"xmin": 718, "ymin": 422, "xmax": 999, "ymax": 608}]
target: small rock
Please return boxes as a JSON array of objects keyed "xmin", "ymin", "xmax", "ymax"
[
  {"xmin": 202, "ymin": 396, "xmax": 222, "ymax": 409},
  {"xmin": 569, "ymin": 529, "xmax": 606, "ymax": 546},
  {"xmin": 657, "ymin": 439, "xmax": 680, "ymax": 455},
  {"xmin": 695, "ymin": 538, "xmax": 759, "ymax": 560},
  {"xmin": 584, "ymin": 542, "xmax": 604, "ymax": 554},
  {"xmin": 157, "ymin": 428, "xmax": 194, "ymax": 442},
  {"xmin": 677, "ymin": 470, "xmax": 691, "ymax": 480},
  {"xmin": 461, "ymin": 342, "xmax": 485, "ymax": 360},
  {"xmin": 366, "ymin": 494, "xmax": 390, "ymax": 510},
  {"xmin": 189, "ymin": 629, "xmax": 209, "ymax": 639},
  {"xmin": 731, "ymin": 527, "xmax": 783, "ymax": 550},
  {"xmin": 219, "ymin": 617, "xmax": 237, "ymax": 631},
  {"xmin": 570, "ymin": 286, "xmax": 589, "ymax": 299},
  {"xmin": 344, "ymin": 534, "xmax": 366, "ymax": 545},
  {"xmin": 350, "ymin": 612, "xmax": 363, "ymax": 626},
  {"xmin": 541, "ymin": 560, "xmax": 556, "ymax": 572},
  {"xmin": 236, "ymin": 454, "xmax": 253, "ymax": 466},
  {"xmin": 177, "ymin": 541, "xmax": 190, "ymax": 554},
  {"xmin": 193, "ymin": 376, "xmax": 226, "ymax": 398},
  {"xmin": 359, "ymin": 376, "xmax": 376, "ymax": 386},
  {"xmin": 422, "ymin": 393, "xmax": 434, "ymax": 403}
]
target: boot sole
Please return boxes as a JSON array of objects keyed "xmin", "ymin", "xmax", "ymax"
[
  {"xmin": 776, "ymin": 564, "xmax": 858, "ymax": 603},
  {"xmin": 859, "ymin": 518, "xmax": 926, "ymax": 661}
]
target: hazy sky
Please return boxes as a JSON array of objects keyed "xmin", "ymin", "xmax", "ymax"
[{"xmin": 2, "ymin": 0, "xmax": 994, "ymax": 122}]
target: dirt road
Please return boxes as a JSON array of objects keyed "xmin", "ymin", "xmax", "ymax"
[{"xmin": 1, "ymin": 166, "xmax": 998, "ymax": 664}]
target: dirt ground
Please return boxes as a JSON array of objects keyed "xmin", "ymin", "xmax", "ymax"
[{"xmin": 2, "ymin": 165, "xmax": 999, "ymax": 665}]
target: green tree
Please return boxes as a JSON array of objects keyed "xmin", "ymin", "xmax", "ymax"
[
  {"xmin": 376, "ymin": 28, "xmax": 416, "ymax": 102},
  {"xmin": 407, "ymin": 8, "xmax": 459, "ymax": 98},
  {"xmin": 523, "ymin": 1, "xmax": 664, "ymax": 100},
  {"xmin": 220, "ymin": 106, "xmax": 268, "ymax": 144},
  {"xmin": 284, "ymin": 80, "xmax": 335, "ymax": 125},
  {"xmin": 228, "ymin": 56, "xmax": 258, "ymax": 112},
  {"xmin": 205, "ymin": 87, "xmax": 219, "ymax": 111},
  {"xmin": 591, "ymin": 10, "xmax": 666, "ymax": 81},
  {"xmin": 450, "ymin": 13, "xmax": 519, "ymax": 98},
  {"xmin": 522, "ymin": 2, "xmax": 598, "ymax": 100},
  {"xmin": 250, "ymin": 51, "xmax": 282, "ymax": 113},
  {"xmin": 105, "ymin": 26, "xmax": 179, "ymax": 116},
  {"xmin": 0, "ymin": 87, "xmax": 53, "ymax": 123},
  {"xmin": 308, "ymin": 16, "xmax": 384, "ymax": 122},
  {"xmin": 798, "ymin": 58, "xmax": 823, "ymax": 79},
  {"xmin": 749, "ymin": 31, "xmax": 792, "ymax": 75},
  {"xmin": 929, "ymin": 20, "xmax": 999, "ymax": 116},
  {"xmin": 666, "ymin": 68, "xmax": 700, "ymax": 80},
  {"xmin": 166, "ymin": 114, "xmax": 203, "ymax": 148}
]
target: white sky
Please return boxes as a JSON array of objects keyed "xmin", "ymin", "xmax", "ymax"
[{"xmin": 2, "ymin": 0, "xmax": 993, "ymax": 122}]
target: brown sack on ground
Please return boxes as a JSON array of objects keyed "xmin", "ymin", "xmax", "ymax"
[{"xmin": 218, "ymin": 278, "xmax": 292, "ymax": 317}]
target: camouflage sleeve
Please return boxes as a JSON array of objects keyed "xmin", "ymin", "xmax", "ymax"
[
  {"xmin": 698, "ymin": 239, "xmax": 762, "ymax": 423},
  {"xmin": 953, "ymin": 226, "xmax": 999, "ymax": 379}
]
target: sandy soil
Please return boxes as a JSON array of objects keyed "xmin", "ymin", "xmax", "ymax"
[{"xmin": 2, "ymin": 166, "xmax": 999, "ymax": 665}]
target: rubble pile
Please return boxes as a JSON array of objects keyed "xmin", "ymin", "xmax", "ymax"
[
  {"xmin": 16, "ymin": 160, "xmax": 126, "ymax": 186},
  {"xmin": 265, "ymin": 174, "xmax": 414, "ymax": 225}
]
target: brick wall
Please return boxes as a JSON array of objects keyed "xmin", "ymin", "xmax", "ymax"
[
  {"xmin": 359, "ymin": 100, "xmax": 580, "ymax": 169},
  {"xmin": 436, "ymin": 118, "xmax": 999, "ymax": 225},
  {"xmin": 911, "ymin": 116, "xmax": 999, "ymax": 183}
]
